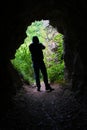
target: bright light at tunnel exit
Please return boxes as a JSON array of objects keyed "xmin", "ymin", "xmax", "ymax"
[{"xmin": 11, "ymin": 20, "xmax": 65, "ymax": 85}]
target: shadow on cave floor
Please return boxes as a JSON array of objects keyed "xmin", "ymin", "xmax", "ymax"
[{"xmin": 0, "ymin": 82, "xmax": 85, "ymax": 130}]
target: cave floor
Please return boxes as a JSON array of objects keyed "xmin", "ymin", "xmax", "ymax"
[{"xmin": 1, "ymin": 82, "xmax": 85, "ymax": 130}]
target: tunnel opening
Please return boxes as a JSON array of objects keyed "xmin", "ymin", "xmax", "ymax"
[
  {"xmin": 11, "ymin": 19, "xmax": 66, "ymax": 87},
  {"xmin": 1, "ymin": 1, "xmax": 87, "ymax": 129}
]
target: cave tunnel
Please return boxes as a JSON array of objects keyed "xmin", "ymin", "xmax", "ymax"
[{"xmin": 0, "ymin": 1, "xmax": 87, "ymax": 129}]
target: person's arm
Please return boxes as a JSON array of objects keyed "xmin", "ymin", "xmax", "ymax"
[
  {"xmin": 40, "ymin": 43, "xmax": 45, "ymax": 49},
  {"xmin": 29, "ymin": 44, "xmax": 32, "ymax": 52}
]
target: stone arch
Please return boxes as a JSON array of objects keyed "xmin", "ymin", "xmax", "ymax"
[{"xmin": 0, "ymin": 0, "xmax": 87, "ymax": 102}]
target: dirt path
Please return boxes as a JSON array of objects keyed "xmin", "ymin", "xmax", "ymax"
[{"xmin": 1, "ymin": 83, "xmax": 84, "ymax": 130}]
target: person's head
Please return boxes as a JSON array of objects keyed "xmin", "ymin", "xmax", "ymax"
[{"xmin": 32, "ymin": 36, "xmax": 39, "ymax": 43}]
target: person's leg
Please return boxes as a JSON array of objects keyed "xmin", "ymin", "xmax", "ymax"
[
  {"xmin": 33, "ymin": 63, "xmax": 41, "ymax": 91},
  {"xmin": 40, "ymin": 61, "xmax": 50, "ymax": 89},
  {"xmin": 40, "ymin": 61, "xmax": 54, "ymax": 91}
]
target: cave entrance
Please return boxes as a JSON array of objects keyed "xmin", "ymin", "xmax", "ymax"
[{"xmin": 11, "ymin": 20, "xmax": 65, "ymax": 86}]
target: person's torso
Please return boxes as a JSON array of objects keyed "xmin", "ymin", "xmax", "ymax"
[{"xmin": 29, "ymin": 43, "xmax": 44, "ymax": 62}]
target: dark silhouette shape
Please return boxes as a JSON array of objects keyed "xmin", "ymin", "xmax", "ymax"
[{"xmin": 29, "ymin": 36, "xmax": 54, "ymax": 91}]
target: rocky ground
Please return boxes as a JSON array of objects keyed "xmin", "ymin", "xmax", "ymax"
[{"xmin": 0, "ymin": 82, "xmax": 86, "ymax": 130}]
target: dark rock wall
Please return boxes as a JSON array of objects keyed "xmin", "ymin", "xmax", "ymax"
[{"xmin": 0, "ymin": 0, "xmax": 87, "ymax": 100}]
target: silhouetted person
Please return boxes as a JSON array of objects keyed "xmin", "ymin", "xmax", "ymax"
[{"xmin": 29, "ymin": 36, "xmax": 54, "ymax": 91}]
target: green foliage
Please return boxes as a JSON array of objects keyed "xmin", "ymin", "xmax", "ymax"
[
  {"xmin": 11, "ymin": 20, "xmax": 64, "ymax": 84},
  {"xmin": 54, "ymin": 33, "xmax": 64, "ymax": 61},
  {"xmin": 26, "ymin": 20, "xmax": 46, "ymax": 43},
  {"xmin": 11, "ymin": 44, "xmax": 34, "ymax": 84},
  {"xmin": 46, "ymin": 33, "xmax": 64, "ymax": 83},
  {"xmin": 48, "ymin": 61, "xmax": 64, "ymax": 83}
]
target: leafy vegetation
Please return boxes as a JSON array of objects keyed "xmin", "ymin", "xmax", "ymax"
[{"xmin": 11, "ymin": 20, "xmax": 64, "ymax": 84}]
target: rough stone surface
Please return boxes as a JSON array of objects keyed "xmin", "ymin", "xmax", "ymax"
[
  {"xmin": 0, "ymin": 83, "xmax": 85, "ymax": 130},
  {"xmin": 0, "ymin": 1, "xmax": 87, "ymax": 129}
]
